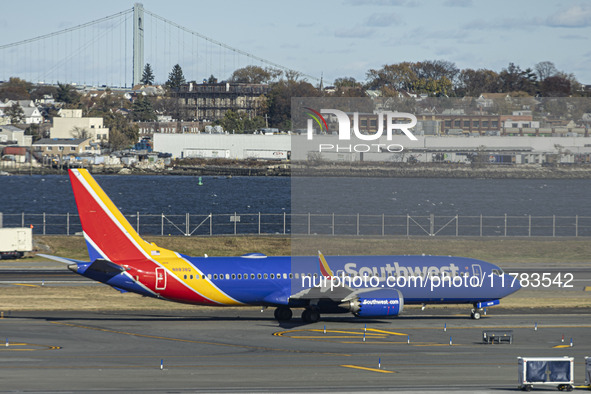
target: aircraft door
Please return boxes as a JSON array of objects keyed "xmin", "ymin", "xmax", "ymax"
[
  {"xmin": 471, "ymin": 264, "xmax": 482, "ymax": 278},
  {"xmin": 155, "ymin": 267, "xmax": 167, "ymax": 290}
]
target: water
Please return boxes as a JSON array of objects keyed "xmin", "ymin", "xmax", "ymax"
[{"xmin": 1, "ymin": 174, "xmax": 590, "ymax": 236}]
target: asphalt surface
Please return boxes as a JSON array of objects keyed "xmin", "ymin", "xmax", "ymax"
[{"xmin": 1, "ymin": 308, "xmax": 590, "ymax": 392}]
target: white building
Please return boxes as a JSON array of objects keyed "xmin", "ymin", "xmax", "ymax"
[
  {"xmin": 50, "ymin": 109, "xmax": 109, "ymax": 142},
  {"xmin": 0, "ymin": 100, "xmax": 43, "ymax": 125},
  {"xmin": 154, "ymin": 133, "xmax": 291, "ymax": 160},
  {"xmin": 0, "ymin": 125, "xmax": 33, "ymax": 146}
]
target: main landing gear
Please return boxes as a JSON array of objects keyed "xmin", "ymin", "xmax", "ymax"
[
  {"xmin": 301, "ymin": 307, "xmax": 320, "ymax": 323},
  {"xmin": 273, "ymin": 306, "xmax": 293, "ymax": 322}
]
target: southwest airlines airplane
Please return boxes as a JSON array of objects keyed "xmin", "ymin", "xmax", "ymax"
[{"xmin": 41, "ymin": 169, "xmax": 520, "ymax": 323}]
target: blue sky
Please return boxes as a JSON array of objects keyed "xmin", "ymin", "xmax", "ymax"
[{"xmin": 1, "ymin": 0, "xmax": 590, "ymax": 86}]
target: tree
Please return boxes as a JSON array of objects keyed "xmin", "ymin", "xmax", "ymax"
[
  {"xmin": 215, "ymin": 110, "xmax": 265, "ymax": 133},
  {"xmin": 103, "ymin": 112, "xmax": 139, "ymax": 150},
  {"xmin": 207, "ymin": 75, "xmax": 217, "ymax": 84},
  {"xmin": 56, "ymin": 82, "xmax": 80, "ymax": 106},
  {"xmin": 165, "ymin": 64, "xmax": 186, "ymax": 91},
  {"xmin": 230, "ymin": 65, "xmax": 281, "ymax": 84},
  {"xmin": 535, "ymin": 61, "xmax": 558, "ymax": 81},
  {"xmin": 5, "ymin": 103, "xmax": 24, "ymax": 124},
  {"xmin": 131, "ymin": 96, "xmax": 157, "ymax": 122},
  {"xmin": 539, "ymin": 75, "xmax": 572, "ymax": 97},
  {"xmin": 457, "ymin": 68, "xmax": 500, "ymax": 96},
  {"xmin": 71, "ymin": 126, "xmax": 91, "ymax": 139},
  {"xmin": 141, "ymin": 63, "xmax": 155, "ymax": 85},
  {"xmin": 0, "ymin": 77, "xmax": 32, "ymax": 100},
  {"xmin": 498, "ymin": 63, "xmax": 537, "ymax": 95},
  {"xmin": 267, "ymin": 80, "xmax": 321, "ymax": 129}
]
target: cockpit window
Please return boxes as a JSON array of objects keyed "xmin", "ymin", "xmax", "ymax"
[{"xmin": 492, "ymin": 268, "xmax": 504, "ymax": 276}]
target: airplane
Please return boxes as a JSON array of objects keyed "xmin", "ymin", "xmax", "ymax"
[{"xmin": 40, "ymin": 169, "xmax": 520, "ymax": 323}]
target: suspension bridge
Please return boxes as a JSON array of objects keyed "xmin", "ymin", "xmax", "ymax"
[{"xmin": 0, "ymin": 3, "xmax": 316, "ymax": 89}]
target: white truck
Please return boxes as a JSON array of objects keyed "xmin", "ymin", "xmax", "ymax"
[{"xmin": 0, "ymin": 227, "xmax": 33, "ymax": 259}]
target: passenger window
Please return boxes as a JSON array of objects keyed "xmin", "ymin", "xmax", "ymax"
[
  {"xmin": 207, "ymin": 274, "xmax": 212, "ymax": 279},
  {"xmin": 257, "ymin": 273, "xmax": 261, "ymax": 279},
  {"xmin": 237, "ymin": 274, "xmax": 242, "ymax": 279},
  {"xmin": 251, "ymin": 273, "xmax": 255, "ymax": 279},
  {"xmin": 295, "ymin": 273, "xmax": 299, "ymax": 279},
  {"xmin": 270, "ymin": 274, "xmax": 275, "ymax": 279},
  {"xmin": 213, "ymin": 274, "xmax": 218, "ymax": 280},
  {"xmin": 225, "ymin": 274, "xmax": 229, "ymax": 280},
  {"xmin": 283, "ymin": 273, "xmax": 287, "ymax": 279},
  {"xmin": 219, "ymin": 274, "xmax": 223, "ymax": 280},
  {"xmin": 232, "ymin": 274, "xmax": 236, "ymax": 280},
  {"xmin": 289, "ymin": 273, "xmax": 293, "ymax": 279},
  {"xmin": 184, "ymin": 275, "xmax": 187, "ymax": 279},
  {"xmin": 196, "ymin": 274, "xmax": 200, "ymax": 279},
  {"xmin": 190, "ymin": 275, "xmax": 193, "ymax": 279},
  {"xmin": 264, "ymin": 274, "xmax": 268, "ymax": 279}
]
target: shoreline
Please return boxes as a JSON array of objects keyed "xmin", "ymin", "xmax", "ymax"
[{"xmin": 4, "ymin": 163, "xmax": 591, "ymax": 178}]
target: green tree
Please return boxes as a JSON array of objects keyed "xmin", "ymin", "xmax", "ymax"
[
  {"xmin": 103, "ymin": 112, "xmax": 139, "ymax": 150},
  {"xmin": 141, "ymin": 63, "xmax": 155, "ymax": 85},
  {"xmin": 5, "ymin": 103, "xmax": 24, "ymax": 124},
  {"xmin": 215, "ymin": 110, "xmax": 265, "ymax": 133},
  {"xmin": 131, "ymin": 96, "xmax": 157, "ymax": 122},
  {"xmin": 56, "ymin": 82, "xmax": 80, "ymax": 106},
  {"xmin": 165, "ymin": 64, "xmax": 186, "ymax": 91},
  {"xmin": 267, "ymin": 80, "xmax": 321, "ymax": 130},
  {"xmin": 207, "ymin": 74, "xmax": 217, "ymax": 84}
]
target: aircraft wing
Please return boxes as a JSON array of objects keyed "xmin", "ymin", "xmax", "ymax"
[{"xmin": 290, "ymin": 284, "xmax": 380, "ymax": 303}]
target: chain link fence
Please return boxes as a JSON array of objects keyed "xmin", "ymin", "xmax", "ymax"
[{"xmin": 2, "ymin": 212, "xmax": 591, "ymax": 237}]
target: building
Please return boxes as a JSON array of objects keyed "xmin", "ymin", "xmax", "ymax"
[
  {"xmin": 0, "ymin": 100, "xmax": 43, "ymax": 125},
  {"xmin": 0, "ymin": 125, "xmax": 32, "ymax": 146},
  {"xmin": 154, "ymin": 133, "xmax": 290, "ymax": 160},
  {"xmin": 32, "ymin": 138, "xmax": 98, "ymax": 158},
  {"xmin": 136, "ymin": 121, "xmax": 202, "ymax": 138},
  {"xmin": 50, "ymin": 109, "xmax": 109, "ymax": 142},
  {"xmin": 173, "ymin": 82, "xmax": 269, "ymax": 121}
]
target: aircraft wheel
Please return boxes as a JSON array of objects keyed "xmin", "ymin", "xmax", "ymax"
[
  {"xmin": 274, "ymin": 307, "xmax": 292, "ymax": 322},
  {"xmin": 301, "ymin": 308, "xmax": 320, "ymax": 323},
  {"xmin": 472, "ymin": 311, "xmax": 481, "ymax": 320}
]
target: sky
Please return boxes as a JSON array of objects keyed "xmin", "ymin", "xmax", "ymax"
[{"xmin": 1, "ymin": 0, "xmax": 590, "ymax": 87}]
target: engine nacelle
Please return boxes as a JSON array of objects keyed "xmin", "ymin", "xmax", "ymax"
[{"xmin": 341, "ymin": 289, "xmax": 404, "ymax": 317}]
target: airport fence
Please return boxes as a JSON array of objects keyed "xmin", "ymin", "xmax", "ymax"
[{"xmin": 2, "ymin": 212, "xmax": 591, "ymax": 237}]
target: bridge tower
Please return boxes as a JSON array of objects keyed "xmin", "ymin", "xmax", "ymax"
[{"xmin": 133, "ymin": 3, "xmax": 145, "ymax": 87}]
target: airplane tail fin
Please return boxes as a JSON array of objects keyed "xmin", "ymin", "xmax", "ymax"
[{"xmin": 68, "ymin": 169, "xmax": 161, "ymax": 263}]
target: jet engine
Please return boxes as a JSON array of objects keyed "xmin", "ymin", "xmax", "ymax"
[{"xmin": 340, "ymin": 289, "xmax": 404, "ymax": 317}]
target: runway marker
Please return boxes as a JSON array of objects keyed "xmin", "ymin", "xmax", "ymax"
[
  {"xmin": 562, "ymin": 334, "xmax": 564, "ymax": 342},
  {"xmin": 5, "ymin": 338, "xmax": 8, "ymax": 347},
  {"xmin": 363, "ymin": 332, "xmax": 365, "ymax": 342},
  {"xmin": 407, "ymin": 335, "xmax": 410, "ymax": 344},
  {"xmin": 160, "ymin": 359, "xmax": 163, "ymax": 370},
  {"xmin": 570, "ymin": 338, "xmax": 573, "ymax": 347},
  {"xmin": 324, "ymin": 325, "xmax": 326, "ymax": 334},
  {"xmin": 364, "ymin": 324, "xmax": 367, "ymax": 332},
  {"xmin": 341, "ymin": 365, "xmax": 394, "ymax": 374},
  {"xmin": 534, "ymin": 322, "xmax": 538, "ymax": 331},
  {"xmin": 378, "ymin": 357, "xmax": 381, "ymax": 369},
  {"xmin": 444, "ymin": 323, "xmax": 447, "ymax": 332},
  {"xmin": 449, "ymin": 336, "xmax": 452, "ymax": 346}
]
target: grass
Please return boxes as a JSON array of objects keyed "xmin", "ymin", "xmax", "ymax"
[{"xmin": 24, "ymin": 234, "xmax": 591, "ymax": 263}]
